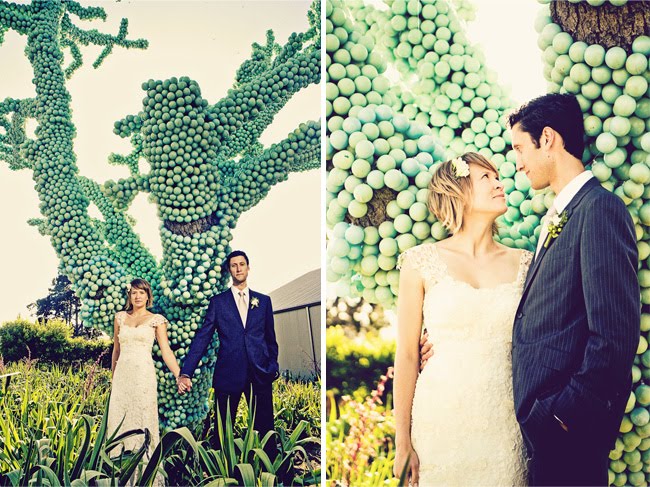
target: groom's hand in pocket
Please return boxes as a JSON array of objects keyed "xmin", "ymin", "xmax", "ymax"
[{"xmin": 419, "ymin": 328, "xmax": 434, "ymax": 371}]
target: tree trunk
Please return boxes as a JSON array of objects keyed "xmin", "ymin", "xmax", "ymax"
[{"xmin": 551, "ymin": 1, "xmax": 650, "ymax": 52}]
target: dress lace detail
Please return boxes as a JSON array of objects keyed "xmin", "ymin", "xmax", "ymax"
[
  {"xmin": 397, "ymin": 244, "xmax": 447, "ymax": 288},
  {"xmin": 403, "ymin": 244, "xmax": 533, "ymax": 486},
  {"xmin": 107, "ymin": 311, "xmax": 164, "ymax": 486}
]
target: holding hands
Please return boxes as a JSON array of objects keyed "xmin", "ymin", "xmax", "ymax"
[{"xmin": 177, "ymin": 375, "xmax": 192, "ymax": 394}]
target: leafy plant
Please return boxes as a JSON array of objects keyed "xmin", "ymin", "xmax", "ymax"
[{"xmin": 326, "ymin": 369, "xmax": 396, "ymax": 487}]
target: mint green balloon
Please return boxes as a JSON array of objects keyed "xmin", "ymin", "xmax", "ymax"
[
  {"xmin": 596, "ymin": 132, "xmax": 618, "ymax": 154},
  {"xmin": 625, "ymin": 76, "xmax": 648, "ymax": 99},
  {"xmin": 605, "ymin": 46, "xmax": 627, "ymax": 70},
  {"xmin": 552, "ymin": 32, "xmax": 573, "ymax": 55},
  {"xmin": 613, "ymin": 94, "xmax": 637, "ymax": 117},
  {"xmin": 584, "ymin": 44, "xmax": 606, "ymax": 67},
  {"xmin": 609, "ymin": 116, "xmax": 631, "ymax": 137},
  {"xmin": 632, "ymin": 35, "xmax": 650, "ymax": 55},
  {"xmin": 568, "ymin": 41, "xmax": 588, "ymax": 63},
  {"xmin": 626, "ymin": 53, "xmax": 648, "ymax": 76},
  {"xmin": 570, "ymin": 63, "xmax": 591, "ymax": 84}
]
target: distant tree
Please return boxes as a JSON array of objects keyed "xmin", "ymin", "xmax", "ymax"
[{"xmin": 28, "ymin": 273, "xmax": 87, "ymax": 336}]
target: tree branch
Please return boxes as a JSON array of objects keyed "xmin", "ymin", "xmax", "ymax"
[
  {"xmin": 0, "ymin": 97, "xmax": 36, "ymax": 170},
  {"xmin": 0, "ymin": 1, "xmax": 32, "ymax": 35},
  {"xmin": 79, "ymin": 176, "xmax": 160, "ymax": 286},
  {"xmin": 60, "ymin": 12, "xmax": 148, "ymax": 70},
  {"xmin": 223, "ymin": 119, "xmax": 320, "ymax": 212},
  {"xmin": 209, "ymin": 47, "xmax": 319, "ymax": 157}
]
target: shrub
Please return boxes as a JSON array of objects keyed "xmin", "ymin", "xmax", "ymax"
[
  {"xmin": 0, "ymin": 318, "xmax": 112, "ymax": 366},
  {"xmin": 326, "ymin": 326, "xmax": 395, "ymax": 397}
]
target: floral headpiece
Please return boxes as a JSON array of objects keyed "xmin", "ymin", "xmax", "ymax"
[{"xmin": 451, "ymin": 156, "xmax": 470, "ymax": 178}]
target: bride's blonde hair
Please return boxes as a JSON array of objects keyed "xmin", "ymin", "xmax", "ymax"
[{"xmin": 427, "ymin": 152, "xmax": 499, "ymax": 235}]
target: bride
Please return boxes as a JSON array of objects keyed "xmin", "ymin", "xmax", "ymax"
[
  {"xmin": 107, "ymin": 278, "xmax": 182, "ymax": 484},
  {"xmin": 393, "ymin": 152, "xmax": 532, "ymax": 486}
]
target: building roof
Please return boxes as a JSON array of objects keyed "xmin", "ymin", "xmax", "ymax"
[{"xmin": 269, "ymin": 268, "xmax": 320, "ymax": 313}]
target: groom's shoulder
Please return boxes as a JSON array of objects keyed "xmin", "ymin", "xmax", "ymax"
[
  {"xmin": 211, "ymin": 289, "xmax": 231, "ymax": 301},
  {"xmin": 579, "ymin": 183, "xmax": 628, "ymax": 215},
  {"xmin": 250, "ymin": 290, "xmax": 271, "ymax": 300}
]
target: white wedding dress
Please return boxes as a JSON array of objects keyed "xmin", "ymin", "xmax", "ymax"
[
  {"xmin": 107, "ymin": 311, "xmax": 167, "ymax": 486},
  {"xmin": 398, "ymin": 244, "xmax": 533, "ymax": 486}
]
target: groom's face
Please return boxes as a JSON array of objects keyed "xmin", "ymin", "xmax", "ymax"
[
  {"xmin": 229, "ymin": 255, "xmax": 249, "ymax": 285},
  {"xmin": 511, "ymin": 123, "xmax": 552, "ymax": 191}
]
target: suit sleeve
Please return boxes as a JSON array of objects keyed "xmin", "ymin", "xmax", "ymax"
[
  {"xmin": 553, "ymin": 193, "xmax": 640, "ymax": 430},
  {"xmin": 265, "ymin": 296, "xmax": 280, "ymax": 376},
  {"xmin": 180, "ymin": 297, "xmax": 218, "ymax": 377}
]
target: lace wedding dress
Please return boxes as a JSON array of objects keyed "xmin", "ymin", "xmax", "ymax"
[
  {"xmin": 398, "ymin": 244, "xmax": 533, "ymax": 486},
  {"xmin": 107, "ymin": 311, "xmax": 167, "ymax": 486}
]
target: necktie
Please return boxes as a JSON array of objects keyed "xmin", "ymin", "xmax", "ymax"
[
  {"xmin": 238, "ymin": 290, "xmax": 248, "ymax": 327},
  {"xmin": 535, "ymin": 205, "xmax": 558, "ymax": 259}
]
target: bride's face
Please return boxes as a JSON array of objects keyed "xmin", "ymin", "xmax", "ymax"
[
  {"xmin": 130, "ymin": 287, "xmax": 149, "ymax": 309},
  {"xmin": 466, "ymin": 163, "xmax": 507, "ymax": 217}
]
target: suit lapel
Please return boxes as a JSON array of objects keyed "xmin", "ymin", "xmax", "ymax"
[
  {"xmin": 521, "ymin": 178, "xmax": 600, "ymax": 300},
  {"xmin": 226, "ymin": 290, "xmax": 245, "ymax": 328}
]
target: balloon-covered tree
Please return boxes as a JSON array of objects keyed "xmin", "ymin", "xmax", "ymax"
[
  {"xmin": 326, "ymin": 0, "xmax": 649, "ymax": 484},
  {"xmin": 0, "ymin": 0, "xmax": 320, "ymax": 430}
]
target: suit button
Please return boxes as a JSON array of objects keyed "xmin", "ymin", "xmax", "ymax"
[{"xmin": 516, "ymin": 312, "xmax": 523, "ymax": 319}]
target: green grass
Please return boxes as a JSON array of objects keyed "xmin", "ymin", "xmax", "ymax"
[{"xmin": 0, "ymin": 359, "xmax": 320, "ymax": 486}]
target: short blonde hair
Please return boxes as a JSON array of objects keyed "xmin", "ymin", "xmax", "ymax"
[
  {"xmin": 125, "ymin": 278, "xmax": 154, "ymax": 311},
  {"xmin": 427, "ymin": 152, "xmax": 499, "ymax": 235}
]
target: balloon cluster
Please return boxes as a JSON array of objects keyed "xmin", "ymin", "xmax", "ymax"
[{"xmin": 0, "ymin": 0, "xmax": 320, "ymax": 430}]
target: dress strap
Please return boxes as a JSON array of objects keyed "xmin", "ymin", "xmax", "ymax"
[
  {"xmin": 516, "ymin": 250, "xmax": 534, "ymax": 288},
  {"xmin": 148, "ymin": 314, "xmax": 169, "ymax": 328},
  {"xmin": 397, "ymin": 243, "xmax": 447, "ymax": 286}
]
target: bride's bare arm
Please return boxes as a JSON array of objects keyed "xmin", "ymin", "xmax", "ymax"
[
  {"xmin": 111, "ymin": 315, "xmax": 120, "ymax": 374},
  {"xmin": 393, "ymin": 262, "xmax": 424, "ymax": 485},
  {"xmin": 156, "ymin": 322, "xmax": 181, "ymax": 379}
]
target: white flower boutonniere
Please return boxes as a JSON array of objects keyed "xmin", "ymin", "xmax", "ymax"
[
  {"xmin": 451, "ymin": 156, "xmax": 470, "ymax": 178},
  {"xmin": 250, "ymin": 297, "xmax": 259, "ymax": 309},
  {"xmin": 544, "ymin": 211, "xmax": 568, "ymax": 248}
]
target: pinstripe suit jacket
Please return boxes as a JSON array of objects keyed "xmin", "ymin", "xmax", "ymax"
[{"xmin": 512, "ymin": 178, "xmax": 640, "ymax": 452}]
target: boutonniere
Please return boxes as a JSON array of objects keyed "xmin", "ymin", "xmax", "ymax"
[
  {"xmin": 544, "ymin": 211, "xmax": 568, "ymax": 248},
  {"xmin": 250, "ymin": 297, "xmax": 259, "ymax": 309}
]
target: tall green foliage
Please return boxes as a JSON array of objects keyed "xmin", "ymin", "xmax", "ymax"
[{"xmin": 0, "ymin": 0, "xmax": 320, "ymax": 429}]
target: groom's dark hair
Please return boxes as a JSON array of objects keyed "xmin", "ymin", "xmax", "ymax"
[
  {"xmin": 224, "ymin": 250, "xmax": 249, "ymax": 270},
  {"xmin": 507, "ymin": 93, "xmax": 586, "ymax": 164}
]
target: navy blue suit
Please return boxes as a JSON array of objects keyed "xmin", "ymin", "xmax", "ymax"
[
  {"xmin": 181, "ymin": 289, "xmax": 279, "ymax": 450},
  {"xmin": 513, "ymin": 178, "xmax": 640, "ymax": 486}
]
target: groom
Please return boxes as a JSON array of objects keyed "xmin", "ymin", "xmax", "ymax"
[
  {"xmin": 177, "ymin": 250, "xmax": 280, "ymax": 455},
  {"xmin": 421, "ymin": 93, "xmax": 639, "ymax": 486}
]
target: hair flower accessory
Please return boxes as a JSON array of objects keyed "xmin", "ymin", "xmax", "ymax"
[
  {"xmin": 544, "ymin": 211, "xmax": 568, "ymax": 248},
  {"xmin": 251, "ymin": 297, "xmax": 259, "ymax": 309},
  {"xmin": 451, "ymin": 156, "xmax": 470, "ymax": 178}
]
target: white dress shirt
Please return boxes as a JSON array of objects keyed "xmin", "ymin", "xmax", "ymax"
[{"xmin": 535, "ymin": 170, "xmax": 594, "ymax": 258}]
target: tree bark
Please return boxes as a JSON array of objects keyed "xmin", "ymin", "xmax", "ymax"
[{"xmin": 551, "ymin": 1, "xmax": 650, "ymax": 52}]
